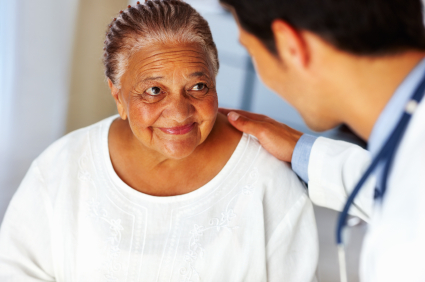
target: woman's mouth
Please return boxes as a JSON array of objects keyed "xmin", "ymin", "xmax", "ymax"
[{"xmin": 158, "ymin": 123, "xmax": 195, "ymax": 135}]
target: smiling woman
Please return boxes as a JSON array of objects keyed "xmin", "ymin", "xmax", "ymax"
[{"xmin": 0, "ymin": 1, "xmax": 318, "ymax": 281}]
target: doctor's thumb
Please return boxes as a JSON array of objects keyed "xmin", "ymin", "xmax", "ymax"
[{"xmin": 227, "ymin": 111, "xmax": 262, "ymax": 138}]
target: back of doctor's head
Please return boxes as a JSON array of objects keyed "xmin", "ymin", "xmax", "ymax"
[{"xmin": 220, "ymin": 0, "xmax": 425, "ymax": 56}]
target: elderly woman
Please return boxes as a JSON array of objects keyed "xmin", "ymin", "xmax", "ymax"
[{"xmin": 0, "ymin": 1, "xmax": 318, "ymax": 281}]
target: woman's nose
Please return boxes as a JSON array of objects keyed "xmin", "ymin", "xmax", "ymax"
[{"xmin": 162, "ymin": 92, "xmax": 194, "ymax": 123}]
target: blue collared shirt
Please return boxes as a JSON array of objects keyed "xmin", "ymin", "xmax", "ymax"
[{"xmin": 291, "ymin": 58, "xmax": 425, "ymax": 183}]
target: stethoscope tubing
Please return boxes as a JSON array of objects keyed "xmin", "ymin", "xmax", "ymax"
[
  {"xmin": 335, "ymin": 70, "xmax": 425, "ymax": 281},
  {"xmin": 336, "ymin": 72, "xmax": 425, "ymax": 245}
]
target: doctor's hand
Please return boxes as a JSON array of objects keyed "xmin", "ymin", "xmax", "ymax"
[{"xmin": 219, "ymin": 108, "xmax": 303, "ymax": 163}]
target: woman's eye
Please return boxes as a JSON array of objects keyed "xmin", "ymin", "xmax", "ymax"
[
  {"xmin": 191, "ymin": 83, "xmax": 206, "ymax": 91},
  {"xmin": 145, "ymin": 87, "xmax": 162, "ymax": 96}
]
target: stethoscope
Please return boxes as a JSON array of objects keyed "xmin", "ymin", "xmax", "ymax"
[{"xmin": 336, "ymin": 72, "xmax": 425, "ymax": 282}]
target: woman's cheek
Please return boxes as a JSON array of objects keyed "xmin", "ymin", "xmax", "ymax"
[
  {"xmin": 196, "ymin": 93, "xmax": 218, "ymax": 119},
  {"xmin": 194, "ymin": 94, "xmax": 218, "ymax": 143},
  {"xmin": 128, "ymin": 101, "xmax": 162, "ymax": 130}
]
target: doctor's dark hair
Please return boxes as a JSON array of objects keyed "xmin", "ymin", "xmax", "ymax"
[
  {"xmin": 220, "ymin": 0, "xmax": 425, "ymax": 56},
  {"xmin": 103, "ymin": 0, "xmax": 219, "ymax": 88}
]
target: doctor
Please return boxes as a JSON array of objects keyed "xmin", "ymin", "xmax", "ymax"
[{"xmin": 219, "ymin": 0, "xmax": 425, "ymax": 281}]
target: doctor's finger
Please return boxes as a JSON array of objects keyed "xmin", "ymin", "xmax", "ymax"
[
  {"xmin": 219, "ymin": 108, "xmax": 269, "ymax": 121},
  {"xmin": 227, "ymin": 111, "xmax": 265, "ymax": 137}
]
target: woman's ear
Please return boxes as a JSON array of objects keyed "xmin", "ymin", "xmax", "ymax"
[
  {"xmin": 108, "ymin": 79, "xmax": 127, "ymax": 120},
  {"xmin": 271, "ymin": 20, "xmax": 309, "ymax": 70}
]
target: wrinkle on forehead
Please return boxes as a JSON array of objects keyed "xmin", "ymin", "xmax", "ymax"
[
  {"xmin": 143, "ymin": 49, "xmax": 207, "ymax": 63},
  {"xmin": 126, "ymin": 44, "xmax": 214, "ymax": 83},
  {"xmin": 138, "ymin": 58, "xmax": 209, "ymax": 74},
  {"xmin": 133, "ymin": 62, "xmax": 212, "ymax": 84},
  {"xmin": 131, "ymin": 45, "xmax": 209, "ymax": 68}
]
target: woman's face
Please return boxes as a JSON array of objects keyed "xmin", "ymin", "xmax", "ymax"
[{"xmin": 112, "ymin": 43, "xmax": 218, "ymax": 160}]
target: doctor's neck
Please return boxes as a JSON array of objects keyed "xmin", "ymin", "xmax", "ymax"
[{"xmin": 322, "ymin": 49, "xmax": 425, "ymax": 141}]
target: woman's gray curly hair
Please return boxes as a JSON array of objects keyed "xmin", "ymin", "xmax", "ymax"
[{"xmin": 103, "ymin": 0, "xmax": 219, "ymax": 89}]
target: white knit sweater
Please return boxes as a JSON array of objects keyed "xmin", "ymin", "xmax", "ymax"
[{"xmin": 0, "ymin": 116, "xmax": 318, "ymax": 282}]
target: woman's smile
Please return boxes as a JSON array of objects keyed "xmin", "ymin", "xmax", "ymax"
[{"xmin": 158, "ymin": 122, "xmax": 195, "ymax": 135}]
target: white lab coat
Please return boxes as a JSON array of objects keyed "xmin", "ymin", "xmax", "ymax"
[{"xmin": 307, "ymin": 100, "xmax": 425, "ymax": 281}]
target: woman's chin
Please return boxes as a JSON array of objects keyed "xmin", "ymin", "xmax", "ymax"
[
  {"xmin": 159, "ymin": 148, "xmax": 197, "ymax": 160},
  {"xmin": 149, "ymin": 126, "xmax": 208, "ymax": 160},
  {"xmin": 156, "ymin": 139, "xmax": 200, "ymax": 160}
]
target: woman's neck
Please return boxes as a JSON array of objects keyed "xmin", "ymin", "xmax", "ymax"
[{"xmin": 108, "ymin": 113, "xmax": 242, "ymax": 196}]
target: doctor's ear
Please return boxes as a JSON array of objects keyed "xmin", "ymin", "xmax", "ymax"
[
  {"xmin": 271, "ymin": 20, "xmax": 309, "ymax": 69},
  {"xmin": 107, "ymin": 79, "xmax": 127, "ymax": 120}
]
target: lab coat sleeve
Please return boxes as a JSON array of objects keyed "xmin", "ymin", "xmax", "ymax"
[
  {"xmin": 291, "ymin": 134, "xmax": 318, "ymax": 183},
  {"xmin": 0, "ymin": 161, "xmax": 55, "ymax": 282},
  {"xmin": 266, "ymin": 193, "xmax": 319, "ymax": 282},
  {"xmin": 307, "ymin": 137, "xmax": 375, "ymax": 222}
]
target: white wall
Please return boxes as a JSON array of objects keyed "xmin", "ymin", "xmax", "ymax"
[{"xmin": 0, "ymin": 0, "xmax": 79, "ymax": 222}]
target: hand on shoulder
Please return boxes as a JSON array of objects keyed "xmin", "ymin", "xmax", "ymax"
[{"xmin": 219, "ymin": 108, "xmax": 302, "ymax": 163}]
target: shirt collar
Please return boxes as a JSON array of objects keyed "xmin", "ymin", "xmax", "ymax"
[{"xmin": 368, "ymin": 58, "xmax": 425, "ymax": 156}]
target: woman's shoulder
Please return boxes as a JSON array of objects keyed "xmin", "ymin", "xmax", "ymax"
[
  {"xmin": 212, "ymin": 113, "xmax": 243, "ymax": 148},
  {"xmin": 213, "ymin": 112, "xmax": 304, "ymax": 198},
  {"xmin": 242, "ymin": 133, "xmax": 308, "ymax": 209},
  {"xmin": 35, "ymin": 115, "xmax": 116, "ymax": 175},
  {"xmin": 245, "ymin": 133, "xmax": 301, "ymax": 182},
  {"xmin": 238, "ymin": 134, "xmax": 314, "ymax": 249}
]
